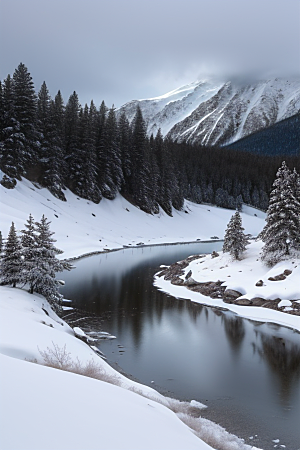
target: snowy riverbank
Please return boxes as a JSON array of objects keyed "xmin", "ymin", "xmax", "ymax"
[
  {"xmin": 154, "ymin": 241, "xmax": 300, "ymax": 332},
  {"xmin": 0, "ymin": 178, "xmax": 267, "ymax": 450}
]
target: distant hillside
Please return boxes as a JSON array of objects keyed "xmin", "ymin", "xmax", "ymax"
[{"xmin": 224, "ymin": 113, "xmax": 300, "ymax": 156}]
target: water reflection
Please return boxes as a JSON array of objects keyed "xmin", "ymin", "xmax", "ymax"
[
  {"xmin": 259, "ymin": 333, "xmax": 300, "ymax": 405},
  {"xmin": 61, "ymin": 242, "xmax": 300, "ymax": 449},
  {"xmin": 223, "ymin": 315, "xmax": 245, "ymax": 356}
]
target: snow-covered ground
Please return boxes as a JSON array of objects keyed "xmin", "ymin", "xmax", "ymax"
[
  {"xmin": 155, "ymin": 241, "xmax": 300, "ymax": 332},
  {"xmin": 0, "ymin": 287, "xmax": 214, "ymax": 450},
  {"xmin": 0, "ymin": 178, "xmax": 264, "ymax": 259},
  {"xmin": 0, "ymin": 178, "xmax": 267, "ymax": 450}
]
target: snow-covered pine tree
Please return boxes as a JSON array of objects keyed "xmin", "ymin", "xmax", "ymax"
[
  {"xmin": 64, "ymin": 91, "xmax": 80, "ymax": 194},
  {"xmin": 0, "ymin": 74, "xmax": 26, "ymax": 180},
  {"xmin": 153, "ymin": 129, "xmax": 172, "ymax": 215},
  {"xmin": 75, "ymin": 102, "xmax": 101, "ymax": 203},
  {"xmin": 104, "ymin": 106, "xmax": 124, "ymax": 196},
  {"xmin": 223, "ymin": 211, "xmax": 249, "ymax": 260},
  {"xmin": 118, "ymin": 111, "xmax": 132, "ymax": 187},
  {"xmin": 32, "ymin": 215, "xmax": 72, "ymax": 311},
  {"xmin": 47, "ymin": 90, "xmax": 67, "ymax": 200},
  {"xmin": 20, "ymin": 213, "xmax": 39, "ymax": 294},
  {"xmin": 0, "ymin": 80, "xmax": 3, "ymax": 135},
  {"xmin": 128, "ymin": 105, "xmax": 156, "ymax": 213},
  {"xmin": 0, "ymin": 222, "xmax": 23, "ymax": 287},
  {"xmin": 261, "ymin": 161, "xmax": 300, "ymax": 266},
  {"xmin": 12, "ymin": 63, "xmax": 39, "ymax": 176}
]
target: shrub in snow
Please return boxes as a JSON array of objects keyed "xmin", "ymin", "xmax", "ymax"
[
  {"xmin": 261, "ymin": 162, "xmax": 300, "ymax": 266},
  {"xmin": 38, "ymin": 342, "xmax": 121, "ymax": 385},
  {"xmin": 223, "ymin": 211, "xmax": 249, "ymax": 260}
]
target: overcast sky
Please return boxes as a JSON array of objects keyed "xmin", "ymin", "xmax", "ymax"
[{"xmin": 0, "ymin": 0, "xmax": 299, "ymax": 108}]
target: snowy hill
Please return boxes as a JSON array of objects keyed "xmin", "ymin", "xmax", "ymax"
[
  {"xmin": 0, "ymin": 178, "xmax": 265, "ymax": 259},
  {"xmin": 117, "ymin": 77, "xmax": 300, "ymax": 146},
  {"xmin": 0, "ymin": 179, "xmax": 267, "ymax": 450}
]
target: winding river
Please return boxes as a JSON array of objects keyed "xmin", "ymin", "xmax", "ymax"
[{"xmin": 60, "ymin": 243, "xmax": 300, "ymax": 450}]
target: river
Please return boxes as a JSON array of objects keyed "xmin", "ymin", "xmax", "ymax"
[{"xmin": 60, "ymin": 243, "xmax": 300, "ymax": 450}]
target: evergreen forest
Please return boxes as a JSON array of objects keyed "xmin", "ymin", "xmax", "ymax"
[{"xmin": 1, "ymin": 63, "xmax": 299, "ymax": 215}]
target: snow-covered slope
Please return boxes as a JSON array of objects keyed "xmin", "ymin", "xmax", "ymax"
[
  {"xmin": 0, "ymin": 178, "xmax": 265, "ymax": 259},
  {"xmin": 0, "ymin": 287, "xmax": 213, "ymax": 450},
  {"xmin": 117, "ymin": 77, "xmax": 300, "ymax": 146}
]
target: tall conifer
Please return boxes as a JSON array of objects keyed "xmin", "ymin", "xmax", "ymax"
[
  {"xmin": 261, "ymin": 162, "xmax": 300, "ymax": 265},
  {"xmin": 0, "ymin": 222, "xmax": 23, "ymax": 287}
]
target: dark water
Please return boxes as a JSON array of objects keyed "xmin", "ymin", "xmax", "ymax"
[{"xmin": 61, "ymin": 243, "xmax": 300, "ymax": 450}]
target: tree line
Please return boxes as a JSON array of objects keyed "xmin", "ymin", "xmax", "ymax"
[{"xmin": 1, "ymin": 62, "xmax": 300, "ymax": 214}]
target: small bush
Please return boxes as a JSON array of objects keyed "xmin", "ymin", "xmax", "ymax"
[{"xmin": 38, "ymin": 342, "xmax": 121, "ymax": 386}]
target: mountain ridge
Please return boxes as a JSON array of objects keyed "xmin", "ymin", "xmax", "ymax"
[{"xmin": 117, "ymin": 77, "xmax": 300, "ymax": 146}]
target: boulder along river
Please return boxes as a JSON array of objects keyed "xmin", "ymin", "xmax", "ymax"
[{"xmin": 60, "ymin": 242, "xmax": 300, "ymax": 450}]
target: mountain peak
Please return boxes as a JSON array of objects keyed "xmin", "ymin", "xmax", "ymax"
[{"xmin": 117, "ymin": 76, "xmax": 300, "ymax": 146}]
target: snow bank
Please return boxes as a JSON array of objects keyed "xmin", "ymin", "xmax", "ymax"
[
  {"xmin": 0, "ymin": 286, "xmax": 214, "ymax": 450},
  {"xmin": 155, "ymin": 241, "xmax": 300, "ymax": 331},
  {"xmin": 0, "ymin": 178, "xmax": 264, "ymax": 259}
]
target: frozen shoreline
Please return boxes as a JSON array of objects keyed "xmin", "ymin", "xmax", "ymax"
[{"xmin": 154, "ymin": 241, "xmax": 300, "ymax": 332}]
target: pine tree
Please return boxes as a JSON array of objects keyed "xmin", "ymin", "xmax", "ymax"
[
  {"xmin": 98, "ymin": 106, "xmax": 123, "ymax": 199},
  {"xmin": 75, "ymin": 103, "xmax": 101, "ymax": 202},
  {"xmin": 0, "ymin": 222, "xmax": 23, "ymax": 287},
  {"xmin": 12, "ymin": 63, "xmax": 39, "ymax": 176},
  {"xmin": 64, "ymin": 91, "xmax": 80, "ymax": 193},
  {"xmin": 95, "ymin": 100, "xmax": 108, "ymax": 192},
  {"xmin": 20, "ymin": 213, "xmax": 38, "ymax": 294},
  {"xmin": 223, "ymin": 211, "xmax": 249, "ymax": 260},
  {"xmin": 0, "ymin": 80, "xmax": 3, "ymax": 134},
  {"xmin": 36, "ymin": 83, "xmax": 66, "ymax": 200},
  {"xmin": 261, "ymin": 162, "xmax": 300, "ymax": 265},
  {"xmin": 127, "ymin": 106, "xmax": 156, "ymax": 212},
  {"xmin": 118, "ymin": 111, "xmax": 132, "ymax": 186},
  {"xmin": 32, "ymin": 215, "xmax": 72, "ymax": 311},
  {"xmin": 0, "ymin": 74, "xmax": 26, "ymax": 179}
]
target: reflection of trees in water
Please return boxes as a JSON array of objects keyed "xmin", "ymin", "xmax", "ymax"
[
  {"xmin": 186, "ymin": 301, "xmax": 203, "ymax": 323},
  {"xmin": 259, "ymin": 334, "xmax": 300, "ymax": 404},
  {"xmin": 223, "ymin": 314, "xmax": 245, "ymax": 356}
]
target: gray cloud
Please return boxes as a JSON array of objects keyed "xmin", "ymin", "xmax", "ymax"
[{"xmin": 0, "ymin": 0, "xmax": 299, "ymax": 107}]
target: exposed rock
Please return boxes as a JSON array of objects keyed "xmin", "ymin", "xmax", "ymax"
[
  {"xmin": 268, "ymin": 274, "xmax": 286, "ymax": 281},
  {"xmin": 185, "ymin": 270, "xmax": 192, "ymax": 280},
  {"xmin": 223, "ymin": 289, "xmax": 242, "ymax": 300},
  {"xmin": 155, "ymin": 255, "xmax": 300, "ymax": 317},
  {"xmin": 251, "ymin": 297, "xmax": 266, "ymax": 306},
  {"xmin": 234, "ymin": 298, "xmax": 253, "ymax": 306},
  {"xmin": 211, "ymin": 251, "xmax": 219, "ymax": 258},
  {"xmin": 283, "ymin": 269, "xmax": 292, "ymax": 276},
  {"xmin": 171, "ymin": 278, "xmax": 185, "ymax": 286},
  {"xmin": 156, "ymin": 269, "xmax": 168, "ymax": 278},
  {"xmin": 185, "ymin": 277, "xmax": 199, "ymax": 286},
  {"xmin": 261, "ymin": 300, "xmax": 280, "ymax": 310}
]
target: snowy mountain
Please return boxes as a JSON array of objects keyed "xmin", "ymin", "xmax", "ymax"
[{"xmin": 117, "ymin": 77, "xmax": 300, "ymax": 146}]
